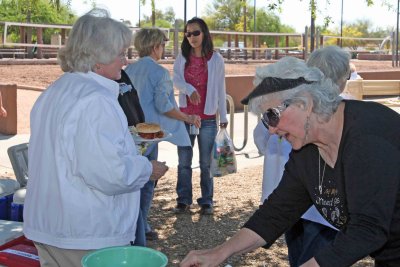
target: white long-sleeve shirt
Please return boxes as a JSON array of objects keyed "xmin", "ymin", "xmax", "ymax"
[
  {"xmin": 24, "ymin": 71, "xmax": 152, "ymax": 250},
  {"xmin": 173, "ymin": 52, "xmax": 228, "ymax": 123}
]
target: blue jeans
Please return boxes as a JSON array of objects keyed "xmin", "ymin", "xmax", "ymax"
[
  {"xmin": 133, "ymin": 210, "xmax": 146, "ymax": 246},
  {"xmin": 134, "ymin": 143, "xmax": 158, "ymax": 246},
  {"xmin": 285, "ymin": 219, "xmax": 337, "ymax": 267},
  {"xmin": 177, "ymin": 119, "xmax": 217, "ymax": 206}
]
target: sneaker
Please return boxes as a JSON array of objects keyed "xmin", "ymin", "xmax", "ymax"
[
  {"xmin": 200, "ymin": 204, "xmax": 214, "ymax": 215},
  {"xmin": 173, "ymin": 203, "xmax": 190, "ymax": 214},
  {"xmin": 145, "ymin": 231, "xmax": 158, "ymax": 241}
]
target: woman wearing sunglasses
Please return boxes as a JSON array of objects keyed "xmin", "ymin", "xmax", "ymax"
[
  {"xmin": 180, "ymin": 56, "xmax": 400, "ymax": 267},
  {"xmin": 173, "ymin": 17, "xmax": 228, "ymax": 215}
]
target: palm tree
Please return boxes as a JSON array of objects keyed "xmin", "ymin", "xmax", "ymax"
[{"xmin": 140, "ymin": 0, "xmax": 156, "ymax": 26}]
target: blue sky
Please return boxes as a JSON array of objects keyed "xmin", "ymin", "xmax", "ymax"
[{"xmin": 70, "ymin": 0, "xmax": 398, "ymax": 33}]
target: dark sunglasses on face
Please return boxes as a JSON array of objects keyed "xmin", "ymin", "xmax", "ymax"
[
  {"xmin": 261, "ymin": 101, "xmax": 290, "ymax": 130},
  {"xmin": 185, "ymin": 30, "xmax": 201, "ymax": 38}
]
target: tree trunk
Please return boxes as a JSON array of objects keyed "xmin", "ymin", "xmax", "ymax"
[
  {"xmin": 310, "ymin": 16, "xmax": 315, "ymax": 52},
  {"xmin": 151, "ymin": 0, "xmax": 155, "ymax": 26},
  {"xmin": 310, "ymin": 0, "xmax": 316, "ymax": 52}
]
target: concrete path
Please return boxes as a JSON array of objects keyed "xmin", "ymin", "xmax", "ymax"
[{"xmin": 0, "ymin": 111, "xmax": 264, "ymax": 177}]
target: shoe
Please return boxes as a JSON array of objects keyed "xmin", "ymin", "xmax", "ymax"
[
  {"xmin": 174, "ymin": 203, "xmax": 190, "ymax": 214},
  {"xmin": 145, "ymin": 231, "xmax": 158, "ymax": 241},
  {"xmin": 200, "ymin": 204, "xmax": 214, "ymax": 215}
]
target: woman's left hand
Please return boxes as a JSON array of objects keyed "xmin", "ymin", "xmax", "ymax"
[
  {"xmin": 189, "ymin": 91, "xmax": 201, "ymax": 105},
  {"xmin": 188, "ymin": 114, "xmax": 201, "ymax": 128},
  {"xmin": 219, "ymin": 122, "xmax": 228, "ymax": 129}
]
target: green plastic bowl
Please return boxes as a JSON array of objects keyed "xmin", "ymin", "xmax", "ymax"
[{"xmin": 81, "ymin": 246, "xmax": 168, "ymax": 267}]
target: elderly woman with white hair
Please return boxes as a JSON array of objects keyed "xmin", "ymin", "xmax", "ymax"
[
  {"xmin": 253, "ymin": 46, "xmax": 352, "ymax": 267},
  {"xmin": 180, "ymin": 56, "xmax": 400, "ymax": 267},
  {"xmin": 23, "ymin": 9, "xmax": 168, "ymax": 266}
]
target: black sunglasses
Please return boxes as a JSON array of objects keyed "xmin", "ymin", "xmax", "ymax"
[
  {"xmin": 185, "ymin": 30, "xmax": 201, "ymax": 38},
  {"xmin": 261, "ymin": 101, "xmax": 290, "ymax": 130}
]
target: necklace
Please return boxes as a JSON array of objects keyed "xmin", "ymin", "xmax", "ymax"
[{"xmin": 318, "ymin": 151, "xmax": 327, "ymax": 195}]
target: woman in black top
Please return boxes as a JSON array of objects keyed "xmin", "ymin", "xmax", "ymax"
[{"xmin": 180, "ymin": 56, "xmax": 400, "ymax": 267}]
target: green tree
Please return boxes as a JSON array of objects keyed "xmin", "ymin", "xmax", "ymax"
[
  {"xmin": 140, "ymin": 7, "xmax": 175, "ymax": 28},
  {"xmin": 322, "ymin": 19, "xmax": 392, "ymax": 55},
  {"xmin": 0, "ymin": 0, "xmax": 76, "ymax": 43},
  {"xmin": 266, "ymin": 0, "xmax": 377, "ymax": 51},
  {"xmin": 0, "ymin": 0, "xmax": 75, "ymax": 23},
  {"xmin": 205, "ymin": 0, "xmax": 246, "ymax": 30},
  {"xmin": 249, "ymin": 7, "xmax": 298, "ymax": 47},
  {"xmin": 140, "ymin": 0, "xmax": 156, "ymax": 26}
]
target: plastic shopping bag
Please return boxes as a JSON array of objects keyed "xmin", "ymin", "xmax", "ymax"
[{"xmin": 211, "ymin": 128, "xmax": 237, "ymax": 177}]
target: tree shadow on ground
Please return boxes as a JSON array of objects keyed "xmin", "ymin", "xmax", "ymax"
[{"xmin": 146, "ymin": 166, "xmax": 291, "ymax": 267}]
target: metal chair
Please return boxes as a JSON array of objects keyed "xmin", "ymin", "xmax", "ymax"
[{"xmin": 7, "ymin": 143, "xmax": 29, "ymax": 187}]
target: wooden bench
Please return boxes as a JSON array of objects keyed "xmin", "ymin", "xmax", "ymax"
[
  {"xmin": 0, "ymin": 49, "xmax": 26, "ymax": 59},
  {"xmin": 344, "ymin": 79, "xmax": 400, "ymax": 100},
  {"xmin": 40, "ymin": 48, "xmax": 59, "ymax": 59}
]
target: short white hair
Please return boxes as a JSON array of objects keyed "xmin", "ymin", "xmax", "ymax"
[
  {"xmin": 58, "ymin": 8, "xmax": 132, "ymax": 72},
  {"xmin": 248, "ymin": 57, "xmax": 342, "ymax": 121},
  {"xmin": 253, "ymin": 56, "xmax": 323, "ymax": 87}
]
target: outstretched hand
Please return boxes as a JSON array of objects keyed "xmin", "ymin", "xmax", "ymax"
[{"xmin": 180, "ymin": 248, "xmax": 220, "ymax": 267}]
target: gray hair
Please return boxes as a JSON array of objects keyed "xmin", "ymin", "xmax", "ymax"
[
  {"xmin": 307, "ymin": 46, "xmax": 350, "ymax": 91},
  {"xmin": 134, "ymin": 28, "xmax": 167, "ymax": 57},
  {"xmin": 58, "ymin": 8, "xmax": 132, "ymax": 72},
  {"xmin": 249, "ymin": 56, "xmax": 342, "ymax": 122}
]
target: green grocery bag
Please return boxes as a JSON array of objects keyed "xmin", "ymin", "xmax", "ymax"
[{"xmin": 211, "ymin": 128, "xmax": 237, "ymax": 177}]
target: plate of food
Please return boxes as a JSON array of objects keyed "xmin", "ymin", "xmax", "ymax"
[{"xmin": 129, "ymin": 123, "xmax": 172, "ymax": 143}]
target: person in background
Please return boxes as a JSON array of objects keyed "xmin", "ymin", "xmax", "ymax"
[
  {"xmin": 115, "ymin": 69, "xmax": 157, "ymax": 246},
  {"xmin": 180, "ymin": 56, "xmax": 400, "ymax": 267},
  {"xmin": 125, "ymin": 28, "xmax": 200, "ymax": 240},
  {"xmin": 349, "ymin": 63, "xmax": 362, "ymax": 80},
  {"xmin": 0, "ymin": 92, "xmax": 7, "ymax": 117},
  {"xmin": 306, "ymin": 46, "xmax": 351, "ymax": 93},
  {"xmin": 23, "ymin": 9, "xmax": 168, "ymax": 267},
  {"xmin": 173, "ymin": 17, "xmax": 228, "ymax": 215},
  {"xmin": 253, "ymin": 125, "xmax": 291, "ymax": 203}
]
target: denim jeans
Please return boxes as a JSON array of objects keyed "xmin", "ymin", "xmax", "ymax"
[
  {"xmin": 177, "ymin": 119, "xmax": 217, "ymax": 206},
  {"xmin": 134, "ymin": 143, "xmax": 158, "ymax": 246},
  {"xmin": 133, "ymin": 210, "xmax": 146, "ymax": 246},
  {"xmin": 285, "ymin": 219, "xmax": 338, "ymax": 267}
]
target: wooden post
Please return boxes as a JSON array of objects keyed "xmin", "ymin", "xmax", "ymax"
[
  {"xmin": 227, "ymin": 35, "xmax": 232, "ymax": 60},
  {"xmin": 36, "ymin": 28, "xmax": 43, "ymax": 59},
  {"xmin": 128, "ymin": 48, "xmax": 133, "ymax": 59},
  {"xmin": 173, "ymin": 20, "xmax": 179, "ymax": 59},
  {"xmin": 234, "ymin": 35, "xmax": 239, "ymax": 59},
  {"xmin": 274, "ymin": 36, "xmax": 279, "ymax": 59},
  {"xmin": 285, "ymin": 35, "xmax": 289, "ymax": 54},
  {"xmin": 61, "ymin": 29, "xmax": 66, "ymax": 45},
  {"xmin": 19, "ymin": 27, "xmax": 26, "ymax": 57},
  {"xmin": 303, "ymin": 26, "xmax": 309, "ymax": 60},
  {"xmin": 252, "ymin": 35, "xmax": 256, "ymax": 59},
  {"xmin": 0, "ymin": 84, "xmax": 18, "ymax": 135}
]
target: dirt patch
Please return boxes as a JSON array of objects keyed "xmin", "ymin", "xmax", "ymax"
[{"xmin": 0, "ymin": 59, "xmax": 396, "ymax": 89}]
